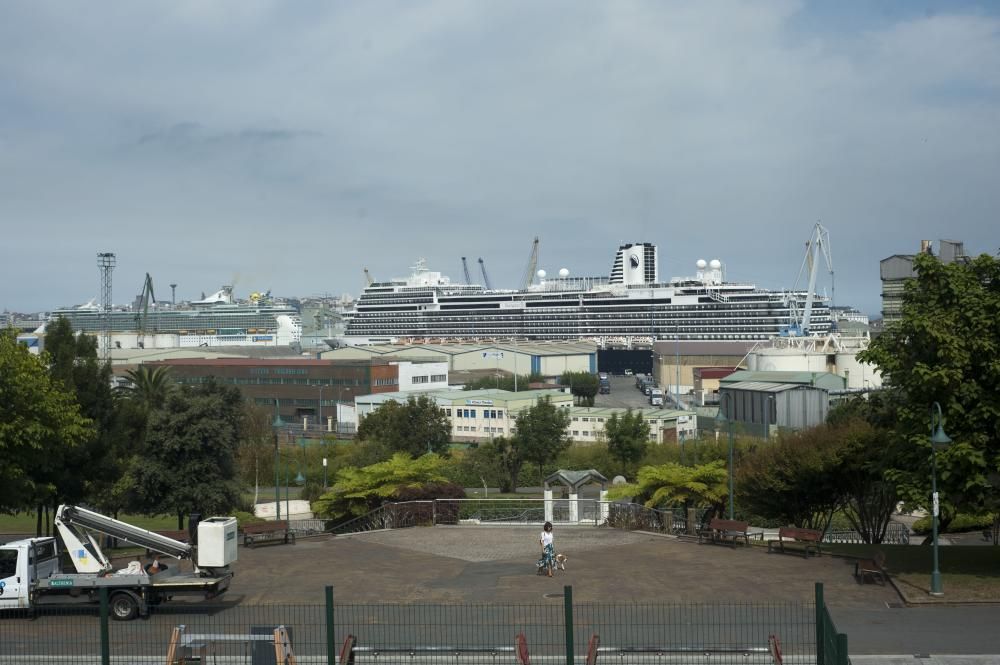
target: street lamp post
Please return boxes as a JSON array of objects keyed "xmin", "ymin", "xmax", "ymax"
[
  {"xmin": 929, "ymin": 401, "xmax": 952, "ymax": 597},
  {"xmin": 292, "ymin": 427, "xmax": 305, "ymax": 486},
  {"xmin": 322, "ymin": 457, "xmax": 328, "ymax": 488},
  {"xmin": 716, "ymin": 392, "xmax": 736, "ymax": 520},
  {"xmin": 272, "ymin": 406, "xmax": 285, "ymax": 521}
]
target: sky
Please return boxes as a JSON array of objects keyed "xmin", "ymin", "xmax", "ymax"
[{"xmin": 1, "ymin": 1, "xmax": 998, "ymax": 317}]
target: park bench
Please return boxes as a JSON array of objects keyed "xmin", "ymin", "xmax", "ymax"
[
  {"xmin": 854, "ymin": 551, "xmax": 886, "ymax": 585},
  {"xmin": 241, "ymin": 520, "xmax": 295, "ymax": 548},
  {"xmin": 767, "ymin": 527, "xmax": 823, "ymax": 558},
  {"xmin": 698, "ymin": 518, "xmax": 751, "ymax": 548}
]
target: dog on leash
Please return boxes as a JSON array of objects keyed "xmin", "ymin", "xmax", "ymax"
[{"xmin": 554, "ymin": 553, "xmax": 568, "ymax": 571}]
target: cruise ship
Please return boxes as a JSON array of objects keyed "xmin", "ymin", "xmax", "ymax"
[
  {"xmin": 337, "ymin": 243, "xmax": 832, "ymax": 348},
  {"xmin": 47, "ymin": 286, "xmax": 302, "ymax": 349}
]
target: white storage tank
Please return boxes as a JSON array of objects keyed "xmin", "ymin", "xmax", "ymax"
[
  {"xmin": 748, "ymin": 348, "xmax": 830, "ymax": 373},
  {"xmin": 835, "ymin": 352, "xmax": 883, "ymax": 389}
]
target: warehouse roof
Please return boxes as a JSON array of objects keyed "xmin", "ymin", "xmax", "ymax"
[
  {"xmin": 720, "ymin": 370, "xmax": 845, "ymax": 388},
  {"xmin": 722, "ymin": 381, "xmax": 804, "ymax": 393}
]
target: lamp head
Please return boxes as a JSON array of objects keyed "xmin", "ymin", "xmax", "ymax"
[
  {"xmin": 295, "ymin": 471, "xmax": 305, "ymax": 486},
  {"xmin": 715, "ymin": 406, "xmax": 728, "ymax": 424},
  {"xmin": 272, "ymin": 414, "xmax": 285, "ymax": 428},
  {"xmin": 931, "ymin": 424, "xmax": 952, "ymax": 447},
  {"xmin": 930, "ymin": 401, "xmax": 952, "ymax": 447}
]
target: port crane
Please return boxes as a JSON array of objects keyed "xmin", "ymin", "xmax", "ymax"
[
  {"xmin": 363, "ymin": 267, "xmax": 374, "ymax": 287},
  {"xmin": 461, "ymin": 257, "xmax": 472, "ymax": 284},
  {"xmin": 786, "ymin": 223, "xmax": 834, "ymax": 336},
  {"xmin": 478, "ymin": 258, "xmax": 493, "ymax": 290},
  {"xmin": 519, "ymin": 237, "xmax": 539, "ymax": 290},
  {"xmin": 134, "ymin": 273, "xmax": 156, "ymax": 347}
]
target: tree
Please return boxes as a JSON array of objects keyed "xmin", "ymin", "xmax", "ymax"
[
  {"xmin": 509, "ymin": 397, "xmax": 571, "ymax": 488},
  {"xmin": 314, "ymin": 452, "xmax": 451, "ymax": 522},
  {"xmin": 121, "ymin": 380, "xmax": 244, "ymax": 528},
  {"xmin": 859, "ymin": 252, "xmax": 1000, "ymax": 523},
  {"xmin": 119, "ymin": 364, "xmax": 175, "ymax": 410},
  {"xmin": 43, "ymin": 317, "xmax": 121, "ymax": 522},
  {"xmin": 0, "ymin": 329, "xmax": 93, "ymax": 513},
  {"xmin": 356, "ymin": 396, "xmax": 451, "ymax": 456},
  {"xmin": 605, "ymin": 409, "xmax": 649, "ymax": 475},
  {"xmin": 464, "ymin": 373, "xmax": 544, "ymax": 392},
  {"xmin": 561, "ymin": 371, "xmax": 599, "ymax": 406},
  {"xmin": 736, "ymin": 423, "xmax": 846, "ymax": 531},
  {"xmin": 608, "ymin": 461, "xmax": 728, "ymax": 515}
]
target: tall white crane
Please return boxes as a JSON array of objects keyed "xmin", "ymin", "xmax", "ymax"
[{"xmin": 788, "ymin": 223, "xmax": 834, "ymax": 336}]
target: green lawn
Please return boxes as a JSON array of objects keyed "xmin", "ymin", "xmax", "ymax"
[
  {"xmin": 824, "ymin": 543, "xmax": 1000, "ymax": 602},
  {"xmin": 0, "ymin": 512, "xmax": 180, "ymax": 535}
]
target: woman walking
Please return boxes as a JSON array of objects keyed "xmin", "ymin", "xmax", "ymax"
[{"xmin": 537, "ymin": 521, "xmax": 555, "ymax": 577}]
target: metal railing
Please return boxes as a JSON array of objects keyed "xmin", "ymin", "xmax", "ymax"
[
  {"xmin": 2, "ymin": 584, "xmax": 842, "ymax": 665},
  {"xmin": 327, "ymin": 500, "xmax": 713, "ymax": 538},
  {"xmin": 823, "ymin": 522, "xmax": 909, "ymax": 545}
]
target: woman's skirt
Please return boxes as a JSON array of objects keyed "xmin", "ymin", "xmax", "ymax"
[{"xmin": 537, "ymin": 543, "xmax": 555, "ymax": 572}]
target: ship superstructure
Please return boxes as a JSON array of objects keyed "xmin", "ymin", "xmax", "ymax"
[
  {"xmin": 48, "ymin": 285, "xmax": 302, "ymax": 349},
  {"xmin": 340, "ymin": 243, "xmax": 832, "ymax": 348}
]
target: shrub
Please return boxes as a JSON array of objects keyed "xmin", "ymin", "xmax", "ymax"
[{"xmin": 912, "ymin": 512, "xmax": 995, "ymax": 535}]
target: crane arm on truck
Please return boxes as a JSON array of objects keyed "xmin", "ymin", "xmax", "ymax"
[{"xmin": 55, "ymin": 505, "xmax": 194, "ymax": 574}]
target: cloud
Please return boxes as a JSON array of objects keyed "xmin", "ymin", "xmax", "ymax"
[{"xmin": 1, "ymin": 1, "xmax": 998, "ymax": 315}]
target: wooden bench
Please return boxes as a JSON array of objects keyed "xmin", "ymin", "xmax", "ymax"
[
  {"xmin": 698, "ymin": 518, "xmax": 751, "ymax": 548},
  {"xmin": 854, "ymin": 551, "xmax": 886, "ymax": 585},
  {"xmin": 767, "ymin": 527, "xmax": 823, "ymax": 558},
  {"xmin": 241, "ymin": 521, "xmax": 295, "ymax": 548}
]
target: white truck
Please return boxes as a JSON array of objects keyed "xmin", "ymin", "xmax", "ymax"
[
  {"xmin": 0, "ymin": 505, "xmax": 237, "ymax": 621},
  {"xmin": 649, "ymin": 388, "xmax": 664, "ymax": 406}
]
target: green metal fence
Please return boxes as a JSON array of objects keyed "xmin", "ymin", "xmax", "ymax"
[
  {"xmin": 1, "ymin": 585, "xmax": 844, "ymax": 664},
  {"xmin": 815, "ymin": 583, "xmax": 851, "ymax": 665}
]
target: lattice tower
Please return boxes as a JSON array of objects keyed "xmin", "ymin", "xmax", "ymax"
[{"xmin": 97, "ymin": 252, "xmax": 115, "ymax": 364}]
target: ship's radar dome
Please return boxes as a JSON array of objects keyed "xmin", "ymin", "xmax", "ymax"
[
  {"xmin": 537, "ymin": 269, "xmax": 547, "ymax": 279},
  {"xmin": 709, "ymin": 259, "xmax": 722, "ymax": 269},
  {"xmin": 559, "ymin": 268, "xmax": 569, "ymax": 278},
  {"xmin": 696, "ymin": 259, "xmax": 707, "ymax": 269}
]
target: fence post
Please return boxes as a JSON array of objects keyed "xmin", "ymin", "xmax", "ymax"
[
  {"xmin": 432, "ymin": 500, "xmax": 437, "ymax": 526},
  {"xmin": 836, "ymin": 633, "xmax": 849, "ymax": 665},
  {"xmin": 563, "ymin": 585, "xmax": 574, "ymax": 665},
  {"xmin": 815, "ymin": 582, "xmax": 824, "ymax": 665},
  {"xmin": 325, "ymin": 585, "xmax": 335, "ymax": 665},
  {"xmin": 99, "ymin": 587, "xmax": 110, "ymax": 665},
  {"xmin": 686, "ymin": 507, "xmax": 697, "ymax": 535}
]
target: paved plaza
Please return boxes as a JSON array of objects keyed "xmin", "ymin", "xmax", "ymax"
[{"xmin": 230, "ymin": 526, "xmax": 897, "ymax": 606}]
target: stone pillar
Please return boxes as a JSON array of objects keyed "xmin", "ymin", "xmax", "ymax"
[
  {"xmin": 302, "ymin": 416, "xmax": 308, "ymax": 431},
  {"xmin": 599, "ymin": 489, "xmax": 609, "ymax": 522},
  {"xmin": 544, "ymin": 488, "xmax": 554, "ymax": 523},
  {"xmin": 327, "ymin": 416, "xmax": 334, "ymax": 432},
  {"xmin": 569, "ymin": 492, "xmax": 579, "ymax": 523},
  {"xmin": 687, "ymin": 507, "xmax": 698, "ymax": 535}
]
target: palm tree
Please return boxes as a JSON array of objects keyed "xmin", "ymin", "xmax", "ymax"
[{"xmin": 119, "ymin": 365, "xmax": 174, "ymax": 410}]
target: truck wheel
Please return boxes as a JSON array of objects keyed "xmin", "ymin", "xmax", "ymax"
[{"xmin": 110, "ymin": 592, "xmax": 140, "ymax": 621}]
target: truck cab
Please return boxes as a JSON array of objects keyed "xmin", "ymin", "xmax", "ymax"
[{"xmin": 0, "ymin": 538, "xmax": 59, "ymax": 610}]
